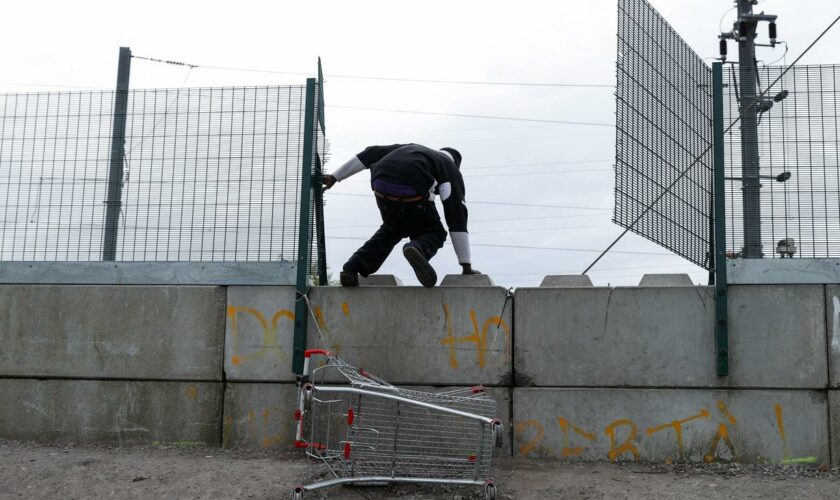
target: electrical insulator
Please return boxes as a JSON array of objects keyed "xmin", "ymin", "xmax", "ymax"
[
  {"xmin": 719, "ymin": 39, "xmax": 728, "ymax": 61},
  {"xmin": 769, "ymin": 22, "xmax": 777, "ymax": 46}
]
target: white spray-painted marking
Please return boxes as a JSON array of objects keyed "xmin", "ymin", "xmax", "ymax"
[
  {"xmin": 833, "ymin": 296, "xmax": 840, "ymax": 353},
  {"xmin": 22, "ymin": 401, "xmax": 47, "ymax": 416}
]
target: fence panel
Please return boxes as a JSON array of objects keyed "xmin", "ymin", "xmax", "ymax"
[
  {"xmin": 0, "ymin": 85, "xmax": 323, "ymax": 266},
  {"xmin": 723, "ymin": 64, "xmax": 840, "ymax": 259},
  {"xmin": 615, "ymin": 0, "xmax": 715, "ymax": 270}
]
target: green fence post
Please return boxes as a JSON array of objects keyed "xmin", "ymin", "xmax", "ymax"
[
  {"xmin": 712, "ymin": 62, "xmax": 729, "ymax": 377},
  {"xmin": 314, "ymin": 59, "xmax": 328, "ymax": 285},
  {"xmin": 292, "ymin": 78, "xmax": 317, "ymax": 375},
  {"xmin": 103, "ymin": 47, "xmax": 132, "ymax": 261}
]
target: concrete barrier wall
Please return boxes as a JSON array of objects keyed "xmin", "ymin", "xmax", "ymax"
[
  {"xmin": 0, "ymin": 285, "xmax": 226, "ymax": 380},
  {"xmin": 224, "ymin": 286, "xmax": 512, "ymax": 385},
  {"xmin": 513, "ymin": 388, "xmax": 828, "ymax": 463},
  {"xmin": 831, "ymin": 391, "xmax": 840, "ymax": 465},
  {"xmin": 225, "ymin": 286, "xmax": 298, "ymax": 382},
  {"xmin": 1, "ymin": 282, "xmax": 837, "ymax": 465},
  {"xmin": 827, "ymin": 286, "xmax": 840, "ymax": 388},
  {"xmin": 0, "ymin": 379, "xmax": 222, "ymax": 445},
  {"xmin": 514, "ymin": 285, "xmax": 827, "ymax": 388}
]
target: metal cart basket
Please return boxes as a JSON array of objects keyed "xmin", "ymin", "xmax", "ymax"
[{"xmin": 292, "ymin": 349, "xmax": 503, "ymax": 499}]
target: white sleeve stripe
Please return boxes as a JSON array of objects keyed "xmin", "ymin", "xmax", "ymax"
[
  {"xmin": 450, "ymin": 231, "xmax": 471, "ymax": 264},
  {"xmin": 331, "ymin": 156, "xmax": 366, "ymax": 182},
  {"xmin": 439, "ymin": 182, "xmax": 452, "ymax": 201}
]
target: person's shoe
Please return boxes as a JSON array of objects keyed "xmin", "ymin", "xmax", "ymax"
[
  {"xmin": 403, "ymin": 243, "xmax": 437, "ymax": 288},
  {"xmin": 339, "ymin": 271, "xmax": 359, "ymax": 287}
]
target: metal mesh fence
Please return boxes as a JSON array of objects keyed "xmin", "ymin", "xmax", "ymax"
[
  {"xmin": 0, "ymin": 85, "xmax": 324, "ymax": 266},
  {"xmin": 309, "ymin": 82, "xmax": 328, "ymax": 278},
  {"xmin": 615, "ymin": 0, "xmax": 715, "ymax": 270},
  {"xmin": 723, "ymin": 64, "xmax": 840, "ymax": 259}
]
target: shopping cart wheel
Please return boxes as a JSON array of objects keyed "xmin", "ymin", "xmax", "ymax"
[
  {"xmin": 484, "ymin": 481, "xmax": 497, "ymax": 500},
  {"xmin": 302, "ymin": 383, "xmax": 314, "ymax": 411},
  {"xmin": 491, "ymin": 420, "xmax": 504, "ymax": 448},
  {"xmin": 292, "ymin": 486, "xmax": 304, "ymax": 499}
]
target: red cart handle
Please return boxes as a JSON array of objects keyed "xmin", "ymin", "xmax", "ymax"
[{"xmin": 304, "ymin": 349, "xmax": 333, "ymax": 358}]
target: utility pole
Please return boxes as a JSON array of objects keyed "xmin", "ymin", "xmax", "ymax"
[
  {"xmin": 737, "ymin": 0, "xmax": 762, "ymax": 258},
  {"xmin": 720, "ymin": 1, "xmax": 777, "ymax": 258},
  {"xmin": 103, "ymin": 47, "xmax": 131, "ymax": 261}
]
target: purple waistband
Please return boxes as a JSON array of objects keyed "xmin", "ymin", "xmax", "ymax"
[{"xmin": 371, "ymin": 179, "xmax": 418, "ymax": 197}]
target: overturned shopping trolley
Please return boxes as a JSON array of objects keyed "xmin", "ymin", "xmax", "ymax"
[{"xmin": 292, "ymin": 349, "xmax": 503, "ymax": 499}]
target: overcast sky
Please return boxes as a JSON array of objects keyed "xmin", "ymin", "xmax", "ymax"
[{"xmin": 1, "ymin": 0, "xmax": 838, "ymax": 287}]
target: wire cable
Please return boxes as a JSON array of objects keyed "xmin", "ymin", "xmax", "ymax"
[
  {"xmin": 325, "ymin": 192, "xmax": 609, "ymax": 210},
  {"xmin": 583, "ymin": 12, "xmax": 840, "ymax": 275},
  {"xmin": 465, "ymin": 168, "xmax": 611, "ymax": 178},
  {"xmin": 328, "ymin": 104, "xmax": 613, "ymax": 126},
  {"xmin": 462, "ymin": 159, "xmax": 613, "ymax": 170},
  {"xmin": 327, "ymin": 236, "xmax": 671, "ymax": 255},
  {"xmin": 133, "ymin": 55, "xmax": 612, "ymax": 88}
]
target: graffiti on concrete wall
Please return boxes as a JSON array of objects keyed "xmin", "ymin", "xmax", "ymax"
[
  {"xmin": 226, "ymin": 300, "xmax": 510, "ymax": 370},
  {"xmin": 226, "ymin": 305, "xmax": 293, "ymax": 367},
  {"xmin": 515, "ymin": 401, "xmax": 813, "ymax": 464},
  {"xmin": 441, "ymin": 304, "xmax": 509, "ymax": 369},
  {"xmin": 223, "ymin": 405, "xmax": 294, "ymax": 449}
]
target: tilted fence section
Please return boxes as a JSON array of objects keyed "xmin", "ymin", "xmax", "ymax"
[
  {"xmin": 614, "ymin": 0, "xmax": 715, "ymax": 270},
  {"xmin": 723, "ymin": 64, "xmax": 840, "ymax": 259},
  {"xmin": 0, "ymin": 85, "xmax": 326, "ymax": 270}
]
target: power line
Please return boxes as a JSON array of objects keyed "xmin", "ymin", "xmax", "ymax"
[
  {"xmin": 329, "ymin": 223, "xmax": 614, "ymax": 232},
  {"xmin": 327, "ymin": 236, "xmax": 670, "ymax": 255},
  {"xmin": 469, "ymin": 224, "xmax": 614, "ymax": 234},
  {"xmin": 325, "ymin": 213, "xmax": 610, "ymax": 229},
  {"xmin": 466, "ymin": 169, "xmax": 611, "ymax": 178},
  {"xmin": 462, "ymin": 159, "xmax": 613, "ymax": 171},
  {"xmin": 583, "ymin": 12, "xmax": 840, "ymax": 275},
  {"xmin": 325, "ymin": 192, "xmax": 610, "ymax": 210},
  {"xmin": 471, "ymin": 242, "xmax": 670, "ymax": 255},
  {"xmin": 336, "ymin": 159, "xmax": 613, "ymax": 174},
  {"xmin": 0, "ymin": 81, "xmax": 107, "ymax": 90},
  {"xmin": 322, "ymin": 74, "xmax": 612, "ymax": 88},
  {"xmin": 491, "ymin": 263, "xmax": 696, "ymax": 277},
  {"xmin": 328, "ymin": 105, "xmax": 614, "ymax": 127},
  {"xmin": 133, "ymin": 55, "xmax": 613, "ymax": 88}
]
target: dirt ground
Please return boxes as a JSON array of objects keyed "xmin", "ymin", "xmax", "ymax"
[{"xmin": 2, "ymin": 440, "xmax": 840, "ymax": 499}]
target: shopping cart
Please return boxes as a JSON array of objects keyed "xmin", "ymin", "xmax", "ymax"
[{"xmin": 292, "ymin": 349, "xmax": 504, "ymax": 499}]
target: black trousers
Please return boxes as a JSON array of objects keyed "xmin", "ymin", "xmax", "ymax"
[{"xmin": 343, "ymin": 197, "xmax": 448, "ymax": 277}]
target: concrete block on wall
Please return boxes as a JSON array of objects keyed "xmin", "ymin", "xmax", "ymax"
[
  {"xmin": 638, "ymin": 274, "xmax": 694, "ymax": 286},
  {"xmin": 0, "ymin": 379, "xmax": 222, "ymax": 445},
  {"xmin": 539, "ymin": 275, "xmax": 593, "ymax": 287},
  {"xmin": 222, "ymin": 383, "xmax": 299, "ymax": 449},
  {"xmin": 225, "ymin": 286, "xmax": 298, "ymax": 382},
  {"xmin": 727, "ymin": 285, "xmax": 827, "ymax": 388},
  {"xmin": 515, "ymin": 287, "xmax": 712, "ymax": 387},
  {"xmin": 222, "ymin": 383, "xmax": 512, "ymax": 456},
  {"xmin": 830, "ymin": 390, "xmax": 840, "ymax": 465},
  {"xmin": 225, "ymin": 286, "xmax": 512, "ymax": 384},
  {"xmin": 514, "ymin": 285, "xmax": 827, "ymax": 388},
  {"xmin": 826, "ymin": 286, "xmax": 840, "ymax": 388},
  {"xmin": 308, "ymin": 287, "xmax": 512, "ymax": 385},
  {"xmin": 440, "ymin": 274, "xmax": 496, "ymax": 286},
  {"xmin": 359, "ymin": 275, "xmax": 403, "ymax": 286},
  {"xmin": 513, "ymin": 388, "xmax": 828, "ymax": 464},
  {"xmin": 0, "ymin": 286, "xmax": 226, "ymax": 380}
]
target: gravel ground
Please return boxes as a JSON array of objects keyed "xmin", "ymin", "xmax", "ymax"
[{"xmin": 2, "ymin": 440, "xmax": 840, "ymax": 499}]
